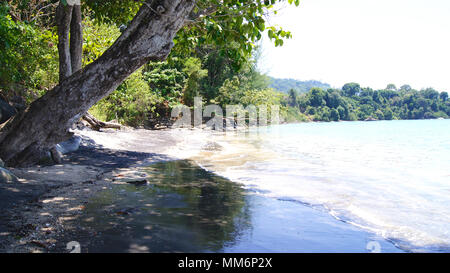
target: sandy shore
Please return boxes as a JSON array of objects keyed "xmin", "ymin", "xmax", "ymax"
[
  {"xmin": 0, "ymin": 127, "xmax": 404, "ymax": 253},
  {"xmin": 0, "ymin": 128, "xmax": 207, "ymax": 253}
]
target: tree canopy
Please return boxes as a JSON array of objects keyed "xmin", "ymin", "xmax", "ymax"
[
  {"xmin": 0, "ymin": 0, "xmax": 302, "ymax": 166},
  {"xmin": 290, "ymin": 84, "xmax": 450, "ymax": 122}
]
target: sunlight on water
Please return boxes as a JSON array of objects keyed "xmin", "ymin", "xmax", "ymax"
[{"xmin": 180, "ymin": 120, "xmax": 450, "ymax": 252}]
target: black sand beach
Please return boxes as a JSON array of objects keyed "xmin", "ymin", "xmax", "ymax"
[{"xmin": 0, "ymin": 129, "xmax": 403, "ymax": 253}]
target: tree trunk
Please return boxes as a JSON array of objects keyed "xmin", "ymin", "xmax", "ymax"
[
  {"xmin": 0, "ymin": 0, "xmax": 196, "ymax": 167},
  {"xmin": 56, "ymin": 2, "xmax": 74, "ymax": 82},
  {"xmin": 70, "ymin": 4, "xmax": 83, "ymax": 73},
  {"xmin": 57, "ymin": 2, "xmax": 82, "ymax": 80}
]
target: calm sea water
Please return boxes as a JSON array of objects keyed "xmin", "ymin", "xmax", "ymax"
[{"xmin": 190, "ymin": 119, "xmax": 450, "ymax": 252}]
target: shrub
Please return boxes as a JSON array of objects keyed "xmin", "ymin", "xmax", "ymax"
[
  {"xmin": 0, "ymin": 3, "xmax": 58, "ymax": 102},
  {"xmin": 90, "ymin": 69, "xmax": 162, "ymax": 126}
]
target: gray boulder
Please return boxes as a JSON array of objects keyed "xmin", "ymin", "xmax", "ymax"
[
  {"xmin": 0, "ymin": 98, "xmax": 17, "ymax": 124},
  {"xmin": 37, "ymin": 151, "xmax": 55, "ymax": 166},
  {"xmin": 50, "ymin": 147, "xmax": 63, "ymax": 164},
  {"xmin": 55, "ymin": 136, "xmax": 81, "ymax": 154},
  {"xmin": 0, "ymin": 167, "xmax": 19, "ymax": 183},
  {"xmin": 34, "ymin": 136, "xmax": 82, "ymax": 166}
]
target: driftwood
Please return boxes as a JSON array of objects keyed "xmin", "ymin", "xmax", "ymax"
[{"xmin": 82, "ymin": 112, "xmax": 121, "ymax": 131}]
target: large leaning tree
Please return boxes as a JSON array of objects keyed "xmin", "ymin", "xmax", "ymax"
[{"xmin": 0, "ymin": 0, "xmax": 299, "ymax": 167}]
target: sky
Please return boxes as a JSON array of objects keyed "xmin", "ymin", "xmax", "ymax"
[{"xmin": 259, "ymin": 0, "xmax": 450, "ymax": 91}]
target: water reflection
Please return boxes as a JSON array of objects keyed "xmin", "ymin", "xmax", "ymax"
[{"xmin": 74, "ymin": 160, "xmax": 251, "ymax": 253}]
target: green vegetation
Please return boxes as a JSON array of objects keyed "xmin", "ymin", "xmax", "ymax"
[
  {"xmin": 288, "ymin": 84, "xmax": 450, "ymax": 122},
  {"xmin": 1, "ymin": 0, "xmax": 448, "ymax": 128},
  {"xmin": 1, "ymin": 0, "xmax": 303, "ymax": 127},
  {"xmin": 270, "ymin": 77, "xmax": 331, "ymax": 93},
  {"xmin": 0, "ymin": 2, "xmax": 58, "ymax": 102},
  {"xmin": 90, "ymin": 46, "xmax": 309, "ymax": 126}
]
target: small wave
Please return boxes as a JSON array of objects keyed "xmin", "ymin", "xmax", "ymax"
[{"xmin": 178, "ymin": 121, "xmax": 450, "ymax": 253}]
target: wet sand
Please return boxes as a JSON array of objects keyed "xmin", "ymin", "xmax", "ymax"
[
  {"xmin": 57, "ymin": 160, "xmax": 403, "ymax": 253},
  {"xmin": 0, "ymin": 128, "xmax": 179, "ymax": 252},
  {"xmin": 0, "ymin": 128, "xmax": 404, "ymax": 253}
]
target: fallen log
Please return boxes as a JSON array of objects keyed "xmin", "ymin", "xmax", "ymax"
[{"xmin": 82, "ymin": 112, "xmax": 121, "ymax": 131}]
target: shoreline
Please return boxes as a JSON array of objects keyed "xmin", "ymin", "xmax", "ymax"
[
  {"xmin": 0, "ymin": 126, "xmax": 405, "ymax": 253},
  {"xmin": 0, "ymin": 128, "xmax": 182, "ymax": 252}
]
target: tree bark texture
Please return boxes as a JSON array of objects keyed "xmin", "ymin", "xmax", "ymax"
[
  {"xmin": 57, "ymin": 2, "xmax": 82, "ymax": 81},
  {"xmin": 56, "ymin": 3, "xmax": 73, "ymax": 82},
  {"xmin": 70, "ymin": 4, "xmax": 83, "ymax": 73},
  {"xmin": 0, "ymin": 0, "xmax": 196, "ymax": 167}
]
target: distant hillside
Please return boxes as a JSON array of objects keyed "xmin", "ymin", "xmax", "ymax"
[{"xmin": 269, "ymin": 77, "xmax": 331, "ymax": 93}]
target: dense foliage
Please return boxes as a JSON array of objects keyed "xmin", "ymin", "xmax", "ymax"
[
  {"xmin": 286, "ymin": 84, "xmax": 450, "ymax": 122},
  {"xmin": 1, "ymin": 0, "xmax": 448, "ymax": 128},
  {"xmin": 1, "ymin": 0, "xmax": 302, "ymax": 127},
  {"xmin": 0, "ymin": 2, "xmax": 58, "ymax": 102}
]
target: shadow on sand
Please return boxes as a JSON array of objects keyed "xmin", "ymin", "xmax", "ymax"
[{"xmin": 61, "ymin": 160, "xmax": 251, "ymax": 253}]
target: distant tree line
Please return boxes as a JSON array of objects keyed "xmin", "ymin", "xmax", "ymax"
[
  {"xmin": 269, "ymin": 77, "xmax": 331, "ymax": 93},
  {"xmin": 282, "ymin": 83, "xmax": 450, "ymax": 122}
]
